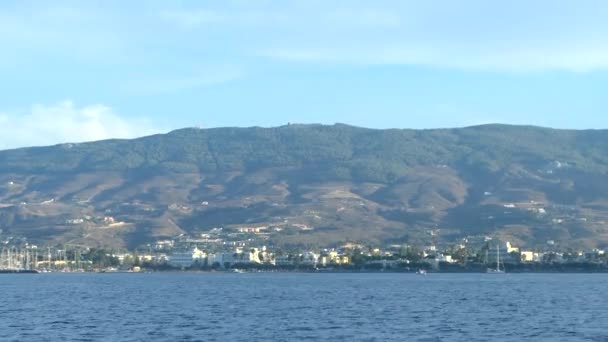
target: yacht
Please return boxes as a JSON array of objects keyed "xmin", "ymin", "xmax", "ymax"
[{"xmin": 487, "ymin": 244, "xmax": 505, "ymax": 273}]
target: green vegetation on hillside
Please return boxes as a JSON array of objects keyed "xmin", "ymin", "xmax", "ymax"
[
  {"xmin": 2, "ymin": 123, "xmax": 608, "ymax": 249},
  {"xmin": 2, "ymin": 124, "xmax": 608, "ymax": 181}
]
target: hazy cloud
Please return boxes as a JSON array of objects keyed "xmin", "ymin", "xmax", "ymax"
[
  {"xmin": 159, "ymin": 9, "xmax": 228, "ymax": 29},
  {"xmin": 0, "ymin": 101, "xmax": 161, "ymax": 150},
  {"xmin": 160, "ymin": 1, "xmax": 608, "ymax": 72},
  {"xmin": 5, "ymin": 1, "xmax": 608, "ymax": 72},
  {"xmin": 119, "ymin": 70, "xmax": 242, "ymax": 96}
]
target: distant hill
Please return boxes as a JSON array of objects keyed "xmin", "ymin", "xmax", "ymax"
[{"xmin": 2, "ymin": 123, "xmax": 608, "ymax": 249}]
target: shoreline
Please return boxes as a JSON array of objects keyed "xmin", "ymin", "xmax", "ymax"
[
  {"xmin": 0, "ymin": 269, "xmax": 39, "ymax": 274},
  {"xmin": 26, "ymin": 268, "xmax": 608, "ymax": 274}
]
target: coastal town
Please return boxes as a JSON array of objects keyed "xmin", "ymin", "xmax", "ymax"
[{"xmin": 2, "ymin": 225, "xmax": 608, "ymax": 273}]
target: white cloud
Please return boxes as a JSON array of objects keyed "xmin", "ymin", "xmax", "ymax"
[{"xmin": 0, "ymin": 101, "xmax": 161, "ymax": 150}]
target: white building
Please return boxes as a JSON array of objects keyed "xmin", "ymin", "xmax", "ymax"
[
  {"xmin": 240, "ymin": 247, "xmax": 263, "ymax": 264},
  {"xmin": 168, "ymin": 247, "xmax": 206, "ymax": 268},
  {"xmin": 207, "ymin": 252, "xmax": 238, "ymax": 268},
  {"xmin": 520, "ymin": 251, "xmax": 542, "ymax": 263},
  {"xmin": 435, "ymin": 254, "xmax": 457, "ymax": 263},
  {"xmin": 275, "ymin": 255, "xmax": 293, "ymax": 266},
  {"xmin": 300, "ymin": 251, "xmax": 319, "ymax": 266},
  {"xmin": 154, "ymin": 240, "xmax": 174, "ymax": 250}
]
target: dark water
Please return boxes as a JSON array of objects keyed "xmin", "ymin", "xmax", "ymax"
[{"xmin": 1, "ymin": 273, "xmax": 607, "ymax": 341}]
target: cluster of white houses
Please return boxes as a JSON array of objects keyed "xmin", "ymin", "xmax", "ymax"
[
  {"xmin": 163, "ymin": 238, "xmax": 608, "ymax": 269},
  {"xmin": 167, "ymin": 246, "xmax": 350, "ymax": 269},
  {"xmin": 4, "ymin": 238, "xmax": 608, "ymax": 272}
]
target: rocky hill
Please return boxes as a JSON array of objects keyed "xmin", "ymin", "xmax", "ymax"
[{"xmin": 2, "ymin": 123, "xmax": 608, "ymax": 249}]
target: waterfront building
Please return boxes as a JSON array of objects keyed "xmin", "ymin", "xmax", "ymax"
[
  {"xmin": 435, "ymin": 254, "xmax": 457, "ymax": 263},
  {"xmin": 300, "ymin": 251, "xmax": 319, "ymax": 266},
  {"xmin": 520, "ymin": 251, "xmax": 542, "ymax": 263},
  {"xmin": 207, "ymin": 251, "xmax": 239, "ymax": 268},
  {"xmin": 275, "ymin": 255, "xmax": 293, "ymax": 266},
  {"xmin": 241, "ymin": 247, "xmax": 263, "ymax": 264},
  {"xmin": 168, "ymin": 247, "xmax": 206, "ymax": 268},
  {"xmin": 487, "ymin": 240, "xmax": 519, "ymax": 264}
]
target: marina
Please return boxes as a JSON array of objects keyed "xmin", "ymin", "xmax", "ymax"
[{"xmin": 0, "ymin": 245, "xmax": 39, "ymax": 273}]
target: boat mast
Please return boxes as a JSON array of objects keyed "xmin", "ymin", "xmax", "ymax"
[{"xmin": 496, "ymin": 244, "xmax": 500, "ymax": 271}]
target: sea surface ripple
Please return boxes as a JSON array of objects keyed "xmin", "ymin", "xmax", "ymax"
[{"xmin": 1, "ymin": 273, "xmax": 607, "ymax": 341}]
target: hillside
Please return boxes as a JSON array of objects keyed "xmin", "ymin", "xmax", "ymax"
[{"xmin": 2, "ymin": 123, "xmax": 608, "ymax": 249}]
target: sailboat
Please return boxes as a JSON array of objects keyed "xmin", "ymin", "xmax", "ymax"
[{"xmin": 486, "ymin": 244, "xmax": 505, "ymax": 273}]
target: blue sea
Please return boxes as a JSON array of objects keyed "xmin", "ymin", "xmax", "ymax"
[{"xmin": 1, "ymin": 273, "xmax": 607, "ymax": 341}]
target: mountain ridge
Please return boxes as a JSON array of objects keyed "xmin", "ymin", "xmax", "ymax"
[{"xmin": 1, "ymin": 123, "xmax": 608, "ymax": 249}]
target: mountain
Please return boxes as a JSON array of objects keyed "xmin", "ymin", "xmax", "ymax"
[{"xmin": 2, "ymin": 123, "xmax": 608, "ymax": 249}]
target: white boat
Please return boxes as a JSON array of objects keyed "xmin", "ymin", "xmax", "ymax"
[
  {"xmin": 416, "ymin": 269, "xmax": 427, "ymax": 275},
  {"xmin": 487, "ymin": 244, "xmax": 505, "ymax": 273}
]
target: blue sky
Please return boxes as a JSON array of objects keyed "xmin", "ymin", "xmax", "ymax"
[{"xmin": 1, "ymin": 0, "xmax": 608, "ymax": 148}]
